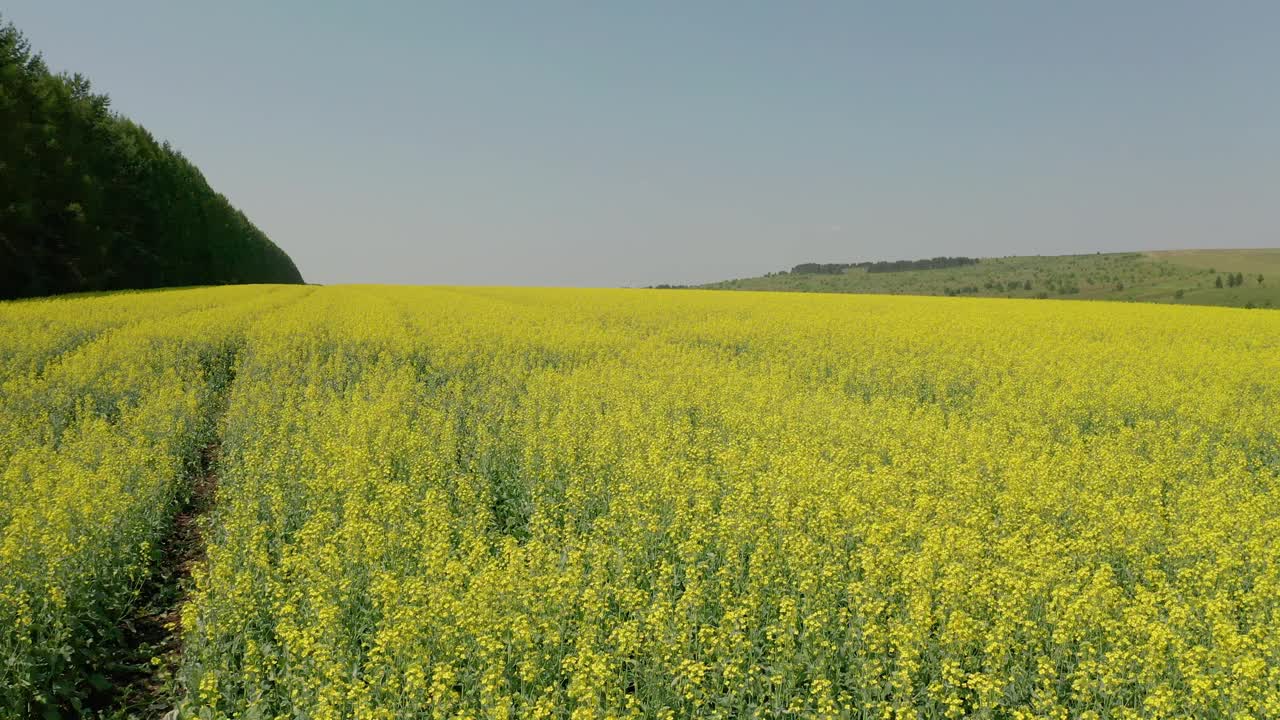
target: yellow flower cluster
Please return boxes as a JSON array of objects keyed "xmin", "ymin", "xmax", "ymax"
[{"xmin": 5, "ymin": 284, "xmax": 1280, "ymax": 718}]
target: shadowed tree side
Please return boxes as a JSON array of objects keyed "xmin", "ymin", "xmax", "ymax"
[{"xmin": 0, "ymin": 18, "xmax": 303, "ymax": 300}]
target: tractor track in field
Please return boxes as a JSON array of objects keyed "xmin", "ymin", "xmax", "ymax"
[
  {"xmin": 87, "ymin": 339, "xmax": 241, "ymax": 719},
  {"xmin": 88, "ymin": 437, "xmax": 221, "ymax": 719}
]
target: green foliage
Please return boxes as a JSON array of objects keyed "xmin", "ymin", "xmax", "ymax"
[
  {"xmin": 0, "ymin": 19, "xmax": 303, "ymax": 300},
  {"xmin": 791, "ymin": 256, "xmax": 978, "ymax": 275}
]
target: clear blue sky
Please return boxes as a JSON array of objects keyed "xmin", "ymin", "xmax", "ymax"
[{"xmin": 6, "ymin": 2, "xmax": 1278, "ymax": 286}]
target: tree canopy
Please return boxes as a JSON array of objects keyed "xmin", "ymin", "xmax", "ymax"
[
  {"xmin": 0, "ymin": 18, "xmax": 303, "ymax": 300},
  {"xmin": 790, "ymin": 257, "xmax": 979, "ymax": 275}
]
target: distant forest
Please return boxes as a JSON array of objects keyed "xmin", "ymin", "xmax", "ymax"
[
  {"xmin": 0, "ymin": 19, "xmax": 303, "ymax": 300},
  {"xmin": 791, "ymin": 257, "xmax": 979, "ymax": 275}
]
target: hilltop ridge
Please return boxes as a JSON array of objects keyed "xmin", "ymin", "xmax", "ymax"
[{"xmin": 691, "ymin": 249, "xmax": 1280, "ymax": 309}]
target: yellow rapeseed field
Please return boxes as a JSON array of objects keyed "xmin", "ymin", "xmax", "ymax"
[{"xmin": 3, "ymin": 285, "xmax": 1279, "ymax": 718}]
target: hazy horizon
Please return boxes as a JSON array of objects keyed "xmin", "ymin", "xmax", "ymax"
[{"xmin": 6, "ymin": 2, "xmax": 1278, "ymax": 287}]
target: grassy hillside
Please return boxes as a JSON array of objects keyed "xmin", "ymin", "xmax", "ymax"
[{"xmin": 701, "ymin": 249, "xmax": 1280, "ymax": 309}]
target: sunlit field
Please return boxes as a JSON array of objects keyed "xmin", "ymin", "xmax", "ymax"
[{"xmin": 3, "ymin": 285, "xmax": 1279, "ymax": 718}]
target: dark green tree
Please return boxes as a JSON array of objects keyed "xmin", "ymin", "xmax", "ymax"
[{"xmin": 0, "ymin": 18, "xmax": 303, "ymax": 300}]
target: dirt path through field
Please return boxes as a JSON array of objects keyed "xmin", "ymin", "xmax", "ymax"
[
  {"xmin": 88, "ymin": 437, "xmax": 221, "ymax": 719},
  {"xmin": 89, "ymin": 339, "xmax": 242, "ymax": 719}
]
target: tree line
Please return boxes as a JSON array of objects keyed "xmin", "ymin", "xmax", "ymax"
[
  {"xmin": 1214, "ymin": 272, "xmax": 1260, "ymax": 289},
  {"xmin": 0, "ymin": 18, "xmax": 303, "ymax": 300},
  {"xmin": 790, "ymin": 256, "xmax": 979, "ymax": 275}
]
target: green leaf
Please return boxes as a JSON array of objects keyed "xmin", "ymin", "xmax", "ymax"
[{"xmin": 88, "ymin": 672, "xmax": 112, "ymax": 691}]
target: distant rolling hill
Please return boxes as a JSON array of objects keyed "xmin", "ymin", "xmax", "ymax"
[{"xmin": 693, "ymin": 249, "xmax": 1280, "ymax": 310}]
